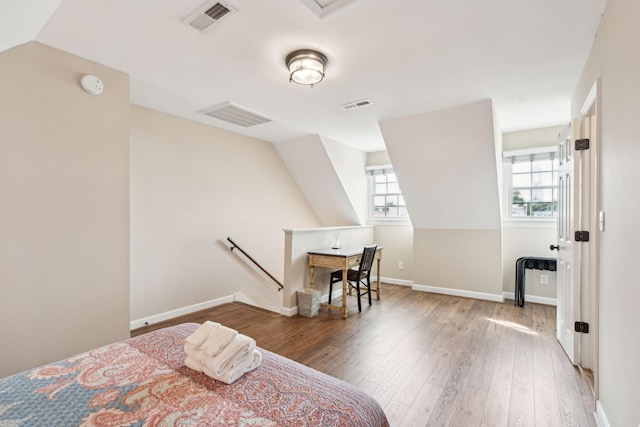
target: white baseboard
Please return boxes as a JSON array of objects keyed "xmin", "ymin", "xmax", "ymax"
[
  {"xmin": 502, "ymin": 291, "xmax": 557, "ymax": 306},
  {"xmin": 280, "ymin": 306, "xmax": 298, "ymax": 317},
  {"xmin": 595, "ymin": 400, "xmax": 610, "ymax": 427},
  {"xmin": 412, "ymin": 284, "xmax": 504, "ymax": 303},
  {"xmin": 372, "ymin": 276, "xmax": 413, "ymax": 287},
  {"xmin": 130, "ymin": 295, "xmax": 234, "ymax": 330}
]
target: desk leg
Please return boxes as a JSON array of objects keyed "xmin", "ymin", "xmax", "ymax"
[
  {"xmin": 309, "ymin": 264, "xmax": 315, "ymax": 289},
  {"xmin": 375, "ymin": 258, "xmax": 382, "ymax": 299},
  {"xmin": 341, "ymin": 268, "xmax": 348, "ymax": 319}
]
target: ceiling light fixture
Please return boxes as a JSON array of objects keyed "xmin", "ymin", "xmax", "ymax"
[{"xmin": 286, "ymin": 49, "xmax": 328, "ymax": 87}]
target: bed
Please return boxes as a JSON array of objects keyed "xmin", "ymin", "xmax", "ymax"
[{"xmin": 0, "ymin": 323, "xmax": 389, "ymax": 426}]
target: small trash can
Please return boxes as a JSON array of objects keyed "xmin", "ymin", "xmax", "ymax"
[{"xmin": 296, "ymin": 288, "xmax": 321, "ymax": 318}]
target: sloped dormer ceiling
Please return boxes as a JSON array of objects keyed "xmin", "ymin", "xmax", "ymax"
[
  {"xmin": 379, "ymin": 100, "xmax": 503, "ymax": 299},
  {"xmin": 274, "ymin": 135, "xmax": 365, "ymax": 227},
  {"xmin": 380, "ymin": 99, "xmax": 501, "ymax": 230}
]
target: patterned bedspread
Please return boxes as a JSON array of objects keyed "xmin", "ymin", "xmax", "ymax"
[{"xmin": 0, "ymin": 323, "xmax": 388, "ymax": 426}]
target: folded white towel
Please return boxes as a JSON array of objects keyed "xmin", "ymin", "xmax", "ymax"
[
  {"xmin": 184, "ymin": 356, "xmax": 204, "ymax": 373},
  {"xmin": 204, "ymin": 334, "xmax": 255, "ymax": 377},
  {"xmin": 184, "ymin": 321, "xmax": 220, "ymax": 347},
  {"xmin": 183, "ymin": 344, "xmax": 206, "ymax": 364},
  {"xmin": 203, "ymin": 349, "xmax": 262, "ymax": 385},
  {"xmin": 200, "ymin": 325, "xmax": 238, "ymax": 357}
]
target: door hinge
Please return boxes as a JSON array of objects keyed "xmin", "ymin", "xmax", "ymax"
[
  {"xmin": 575, "ymin": 321, "xmax": 590, "ymax": 333},
  {"xmin": 575, "ymin": 138, "xmax": 590, "ymax": 150},
  {"xmin": 575, "ymin": 230, "xmax": 590, "ymax": 242}
]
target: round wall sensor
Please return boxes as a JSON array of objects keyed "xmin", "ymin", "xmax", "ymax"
[{"xmin": 80, "ymin": 74, "xmax": 104, "ymax": 96}]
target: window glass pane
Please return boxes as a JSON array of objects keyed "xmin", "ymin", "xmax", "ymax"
[
  {"xmin": 532, "ymin": 172, "xmax": 553, "ymax": 186},
  {"xmin": 512, "ymin": 174, "xmax": 531, "ymax": 188},
  {"xmin": 370, "ymin": 169, "xmax": 408, "ymax": 220},
  {"xmin": 512, "ymin": 203, "xmax": 530, "ymax": 217},
  {"xmin": 512, "ymin": 162, "xmax": 531, "ymax": 173},
  {"xmin": 374, "ymin": 196, "xmax": 386, "ymax": 206},
  {"xmin": 387, "ymin": 182, "xmax": 400, "ymax": 194},
  {"xmin": 531, "ymin": 202, "xmax": 556, "ymax": 217},
  {"xmin": 386, "ymin": 195, "xmax": 399, "ymax": 207},
  {"xmin": 507, "ymin": 150, "xmax": 557, "ymax": 218},
  {"xmin": 532, "ymin": 189, "xmax": 553, "ymax": 202},
  {"xmin": 532, "ymin": 159, "xmax": 552, "ymax": 172},
  {"xmin": 513, "ymin": 190, "xmax": 530, "ymax": 203}
]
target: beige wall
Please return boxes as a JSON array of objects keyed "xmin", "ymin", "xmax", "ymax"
[
  {"xmin": 367, "ymin": 150, "xmax": 391, "ymax": 166},
  {"xmin": 283, "ymin": 226, "xmax": 374, "ymax": 309},
  {"xmin": 571, "ymin": 0, "xmax": 640, "ymax": 425},
  {"xmin": 0, "ymin": 42, "xmax": 130, "ymax": 377},
  {"xmin": 373, "ymin": 225, "xmax": 414, "ymax": 283},
  {"xmin": 501, "ymin": 125, "xmax": 564, "ymax": 301},
  {"xmin": 501, "ymin": 225, "xmax": 557, "ymax": 300},
  {"xmin": 503, "ymin": 124, "xmax": 566, "ymax": 151},
  {"xmin": 413, "ymin": 229, "xmax": 503, "ymax": 299},
  {"xmin": 130, "ymin": 106, "xmax": 319, "ymax": 320}
]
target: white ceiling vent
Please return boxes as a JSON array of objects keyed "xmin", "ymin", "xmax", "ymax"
[
  {"xmin": 201, "ymin": 102, "xmax": 271, "ymax": 127},
  {"xmin": 340, "ymin": 99, "xmax": 373, "ymax": 111},
  {"xmin": 184, "ymin": 1, "xmax": 236, "ymax": 31}
]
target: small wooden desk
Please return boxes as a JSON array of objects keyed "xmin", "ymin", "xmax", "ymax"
[{"xmin": 307, "ymin": 246, "xmax": 382, "ymax": 319}]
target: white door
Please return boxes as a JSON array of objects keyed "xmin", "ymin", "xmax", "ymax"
[{"xmin": 556, "ymin": 123, "xmax": 580, "ymax": 364}]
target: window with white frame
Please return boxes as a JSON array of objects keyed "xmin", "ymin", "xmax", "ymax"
[
  {"xmin": 504, "ymin": 148, "xmax": 558, "ymax": 218},
  {"xmin": 366, "ymin": 165, "xmax": 409, "ymax": 219}
]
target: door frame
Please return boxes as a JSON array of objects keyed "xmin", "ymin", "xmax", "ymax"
[{"xmin": 578, "ymin": 79, "xmax": 600, "ymax": 400}]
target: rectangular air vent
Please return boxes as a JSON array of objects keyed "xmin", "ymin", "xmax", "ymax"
[
  {"xmin": 184, "ymin": 1, "xmax": 235, "ymax": 31},
  {"xmin": 340, "ymin": 99, "xmax": 373, "ymax": 111},
  {"xmin": 201, "ymin": 102, "xmax": 271, "ymax": 127}
]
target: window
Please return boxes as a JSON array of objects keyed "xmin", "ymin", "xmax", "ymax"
[
  {"xmin": 366, "ymin": 165, "xmax": 409, "ymax": 219},
  {"xmin": 504, "ymin": 148, "xmax": 558, "ymax": 218}
]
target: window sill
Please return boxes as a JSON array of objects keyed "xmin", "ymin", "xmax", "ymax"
[
  {"xmin": 368, "ymin": 218, "xmax": 413, "ymax": 227},
  {"xmin": 502, "ymin": 218, "xmax": 557, "ymax": 229}
]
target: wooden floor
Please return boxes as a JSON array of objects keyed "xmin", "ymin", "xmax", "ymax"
[{"xmin": 132, "ymin": 284, "xmax": 596, "ymax": 427}]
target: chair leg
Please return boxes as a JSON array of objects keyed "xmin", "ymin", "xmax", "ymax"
[
  {"xmin": 328, "ymin": 280, "xmax": 333, "ymax": 304},
  {"xmin": 355, "ymin": 280, "xmax": 362, "ymax": 312},
  {"xmin": 367, "ymin": 277, "xmax": 372, "ymax": 306}
]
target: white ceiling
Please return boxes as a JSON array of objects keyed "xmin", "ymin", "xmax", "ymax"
[{"xmin": 4, "ymin": 0, "xmax": 606, "ymax": 151}]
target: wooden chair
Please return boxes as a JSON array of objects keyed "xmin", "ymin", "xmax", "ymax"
[{"xmin": 329, "ymin": 245, "xmax": 377, "ymax": 312}]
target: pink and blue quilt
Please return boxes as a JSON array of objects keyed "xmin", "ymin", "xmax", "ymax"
[{"xmin": 0, "ymin": 323, "xmax": 388, "ymax": 426}]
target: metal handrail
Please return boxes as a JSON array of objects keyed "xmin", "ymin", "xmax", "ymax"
[{"xmin": 227, "ymin": 237, "xmax": 283, "ymax": 291}]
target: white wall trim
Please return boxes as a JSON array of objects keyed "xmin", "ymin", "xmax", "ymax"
[
  {"xmin": 280, "ymin": 306, "xmax": 298, "ymax": 317},
  {"xmin": 594, "ymin": 400, "xmax": 610, "ymax": 427},
  {"xmin": 130, "ymin": 295, "xmax": 235, "ymax": 330},
  {"xmin": 373, "ymin": 276, "xmax": 413, "ymax": 287},
  {"xmin": 413, "ymin": 284, "xmax": 504, "ymax": 302},
  {"xmin": 502, "ymin": 219, "xmax": 557, "ymax": 229},
  {"xmin": 502, "ymin": 292, "xmax": 557, "ymax": 306}
]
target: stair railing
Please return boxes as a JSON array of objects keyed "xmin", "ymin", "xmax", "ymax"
[{"xmin": 226, "ymin": 237, "xmax": 283, "ymax": 291}]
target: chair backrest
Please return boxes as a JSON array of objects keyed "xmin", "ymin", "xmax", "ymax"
[{"xmin": 357, "ymin": 245, "xmax": 378, "ymax": 277}]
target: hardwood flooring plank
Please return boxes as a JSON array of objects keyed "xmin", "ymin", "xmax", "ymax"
[{"xmin": 398, "ymin": 382, "xmax": 443, "ymax": 427}]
